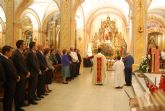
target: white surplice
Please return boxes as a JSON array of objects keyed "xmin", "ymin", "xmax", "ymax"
[
  {"xmin": 92, "ymin": 53, "xmax": 106, "ymax": 84},
  {"xmin": 112, "ymin": 60, "xmax": 125, "ymax": 87}
]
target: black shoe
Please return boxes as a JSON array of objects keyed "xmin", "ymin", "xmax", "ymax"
[
  {"xmin": 38, "ymin": 95, "xmax": 44, "ymax": 98},
  {"xmin": 42, "ymin": 93, "xmax": 49, "ymax": 96},
  {"xmin": 124, "ymin": 84, "xmax": 132, "ymax": 86},
  {"xmin": 35, "ymin": 98, "xmax": 41, "ymax": 101},
  {"xmin": 29, "ymin": 101, "xmax": 38, "ymax": 105},
  {"xmin": 63, "ymin": 82, "xmax": 68, "ymax": 84},
  {"xmin": 96, "ymin": 84, "xmax": 103, "ymax": 85},
  {"xmin": 48, "ymin": 90, "xmax": 52, "ymax": 92},
  {"xmin": 22, "ymin": 102, "xmax": 30, "ymax": 107},
  {"xmin": 115, "ymin": 86, "xmax": 123, "ymax": 89},
  {"xmin": 15, "ymin": 108, "xmax": 25, "ymax": 111}
]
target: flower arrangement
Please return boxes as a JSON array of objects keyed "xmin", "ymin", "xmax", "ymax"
[
  {"xmin": 92, "ymin": 42, "xmax": 114, "ymax": 56},
  {"xmin": 138, "ymin": 55, "xmax": 151, "ymax": 73}
]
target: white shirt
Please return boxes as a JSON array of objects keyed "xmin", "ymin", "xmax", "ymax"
[
  {"xmin": 161, "ymin": 51, "xmax": 165, "ymax": 60},
  {"xmin": 0, "ymin": 53, "xmax": 8, "ymax": 59},
  {"xmin": 70, "ymin": 51, "xmax": 79, "ymax": 62}
]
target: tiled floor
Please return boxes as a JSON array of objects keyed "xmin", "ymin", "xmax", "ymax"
[{"xmin": 1, "ymin": 68, "xmax": 134, "ymax": 111}]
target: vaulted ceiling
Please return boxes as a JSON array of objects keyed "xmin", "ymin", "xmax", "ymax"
[
  {"xmin": 148, "ymin": 0, "xmax": 165, "ymax": 21},
  {"xmin": 0, "ymin": 6, "xmax": 6, "ymax": 22},
  {"xmin": 81, "ymin": 0, "xmax": 129, "ymax": 21}
]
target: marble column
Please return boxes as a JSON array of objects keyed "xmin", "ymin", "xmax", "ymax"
[{"xmin": 5, "ymin": 0, "xmax": 14, "ymax": 46}]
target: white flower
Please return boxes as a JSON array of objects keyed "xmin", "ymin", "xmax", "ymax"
[{"xmin": 147, "ymin": 54, "xmax": 151, "ymax": 59}]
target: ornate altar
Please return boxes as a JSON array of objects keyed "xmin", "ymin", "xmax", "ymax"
[{"xmin": 91, "ymin": 16, "xmax": 127, "ymax": 58}]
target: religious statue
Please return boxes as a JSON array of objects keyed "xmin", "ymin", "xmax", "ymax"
[
  {"xmin": 99, "ymin": 16, "xmax": 117, "ymax": 42},
  {"xmin": 148, "ymin": 36, "xmax": 157, "ymax": 53}
]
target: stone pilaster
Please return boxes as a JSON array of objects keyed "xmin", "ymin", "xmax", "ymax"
[
  {"xmin": 70, "ymin": 17, "xmax": 76, "ymax": 48},
  {"xmin": 133, "ymin": 0, "xmax": 148, "ymax": 63},
  {"xmin": 14, "ymin": 22, "xmax": 21, "ymax": 43},
  {"xmin": 60, "ymin": 0, "xmax": 72, "ymax": 50},
  {"xmin": 40, "ymin": 30, "xmax": 47, "ymax": 46},
  {"xmin": 5, "ymin": 0, "xmax": 14, "ymax": 46},
  {"xmin": 60, "ymin": 0, "xmax": 77, "ymax": 50}
]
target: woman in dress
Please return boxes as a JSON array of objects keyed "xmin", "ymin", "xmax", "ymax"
[
  {"xmin": 61, "ymin": 49, "xmax": 70, "ymax": 84},
  {"xmin": 44, "ymin": 48, "xmax": 55, "ymax": 92}
]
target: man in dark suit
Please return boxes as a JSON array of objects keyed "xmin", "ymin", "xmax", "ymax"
[
  {"xmin": 0, "ymin": 45, "xmax": 20, "ymax": 111},
  {"xmin": 26, "ymin": 42, "xmax": 40, "ymax": 105},
  {"xmin": 36, "ymin": 45, "xmax": 48, "ymax": 98},
  {"xmin": 0, "ymin": 47, "xmax": 5, "ymax": 87},
  {"xmin": 77, "ymin": 49, "xmax": 82, "ymax": 75},
  {"xmin": 12, "ymin": 40, "xmax": 30, "ymax": 111},
  {"xmin": 55, "ymin": 49, "xmax": 61, "ymax": 64},
  {"xmin": 0, "ymin": 62, "xmax": 5, "ymax": 88},
  {"xmin": 123, "ymin": 53, "xmax": 134, "ymax": 86}
]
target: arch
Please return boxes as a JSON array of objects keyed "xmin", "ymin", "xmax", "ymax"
[
  {"xmin": 0, "ymin": 17, "xmax": 6, "ymax": 31},
  {"xmin": 147, "ymin": 2, "xmax": 165, "ymax": 51},
  {"xmin": 74, "ymin": 0, "xmax": 132, "ymax": 18},
  {"xmin": 147, "ymin": 15, "xmax": 165, "ymax": 35},
  {"xmin": 20, "ymin": 8, "xmax": 42, "ymax": 44},
  {"xmin": 84, "ymin": 6, "xmax": 128, "ymax": 48},
  {"xmin": 75, "ymin": 6, "xmax": 85, "ymax": 29},
  {"xmin": 42, "ymin": 10, "xmax": 60, "ymax": 31},
  {"xmin": 0, "ymin": 5, "xmax": 6, "ymax": 22},
  {"xmin": 85, "ymin": 6, "xmax": 128, "ymax": 32},
  {"xmin": 0, "ymin": 6, "xmax": 6, "ymax": 47},
  {"xmin": 147, "ymin": 15, "xmax": 165, "ymax": 27},
  {"xmin": 42, "ymin": 10, "xmax": 60, "ymax": 47},
  {"xmin": 0, "ymin": 17, "xmax": 5, "ymax": 47},
  {"xmin": 75, "ymin": 0, "xmax": 131, "ymax": 56},
  {"xmin": 15, "ymin": 0, "xmax": 60, "ymax": 23},
  {"xmin": 20, "ymin": 8, "xmax": 41, "ymax": 29}
]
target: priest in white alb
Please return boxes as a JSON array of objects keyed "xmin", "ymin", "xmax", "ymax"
[
  {"xmin": 92, "ymin": 48, "xmax": 106, "ymax": 85},
  {"xmin": 112, "ymin": 56, "xmax": 125, "ymax": 88}
]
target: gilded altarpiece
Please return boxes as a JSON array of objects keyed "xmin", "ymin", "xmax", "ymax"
[{"xmin": 90, "ymin": 17, "xmax": 127, "ymax": 58}]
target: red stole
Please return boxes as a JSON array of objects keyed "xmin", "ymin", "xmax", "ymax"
[{"xmin": 97, "ymin": 57, "xmax": 102, "ymax": 83}]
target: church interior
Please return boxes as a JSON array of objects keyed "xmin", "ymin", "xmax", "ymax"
[{"xmin": 0, "ymin": 0, "xmax": 165, "ymax": 111}]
